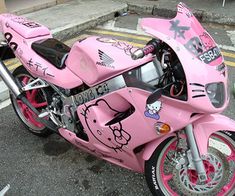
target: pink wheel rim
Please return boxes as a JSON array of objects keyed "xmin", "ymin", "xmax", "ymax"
[
  {"xmin": 16, "ymin": 76, "xmax": 48, "ymax": 129},
  {"xmin": 159, "ymin": 133, "xmax": 235, "ymax": 195},
  {"xmin": 187, "ymin": 160, "xmax": 216, "ymax": 184},
  {"xmin": 216, "ymin": 134, "xmax": 235, "ymax": 195}
]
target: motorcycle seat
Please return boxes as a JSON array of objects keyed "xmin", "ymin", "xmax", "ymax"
[{"xmin": 32, "ymin": 38, "xmax": 70, "ymax": 69}]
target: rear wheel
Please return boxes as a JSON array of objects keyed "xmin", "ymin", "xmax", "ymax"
[
  {"xmin": 145, "ymin": 132, "xmax": 235, "ymax": 196},
  {"xmin": 10, "ymin": 66, "xmax": 52, "ymax": 137}
]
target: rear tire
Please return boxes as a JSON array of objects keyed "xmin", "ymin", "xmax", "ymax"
[{"xmin": 10, "ymin": 66, "xmax": 52, "ymax": 137}]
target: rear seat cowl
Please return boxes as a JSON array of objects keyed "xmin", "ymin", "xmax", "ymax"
[{"xmin": 1, "ymin": 14, "xmax": 50, "ymax": 39}]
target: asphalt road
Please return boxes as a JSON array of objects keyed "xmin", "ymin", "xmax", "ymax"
[
  {"xmin": 0, "ymin": 104, "xmax": 152, "ymax": 196},
  {"xmin": 0, "ymin": 14, "xmax": 235, "ymax": 196}
]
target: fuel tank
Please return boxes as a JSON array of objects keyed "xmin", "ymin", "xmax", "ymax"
[{"xmin": 66, "ymin": 36, "xmax": 152, "ymax": 87}]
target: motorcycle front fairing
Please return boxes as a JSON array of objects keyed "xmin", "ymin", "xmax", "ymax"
[
  {"xmin": 141, "ymin": 2, "xmax": 228, "ymax": 114},
  {"xmin": 140, "ymin": 2, "xmax": 235, "ymax": 157},
  {"xmin": 141, "ymin": 3, "xmax": 223, "ymax": 67}
]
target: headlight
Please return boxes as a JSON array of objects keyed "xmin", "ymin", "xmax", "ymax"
[{"xmin": 206, "ymin": 82, "xmax": 225, "ymax": 108}]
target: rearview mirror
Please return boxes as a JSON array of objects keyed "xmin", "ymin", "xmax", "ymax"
[{"xmin": 146, "ymin": 88, "xmax": 162, "ymax": 105}]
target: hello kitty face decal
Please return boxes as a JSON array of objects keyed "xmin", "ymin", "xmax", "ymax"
[
  {"xmin": 144, "ymin": 100, "xmax": 162, "ymax": 120},
  {"xmin": 81, "ymin": 99, "xmax": 131, "ymax": 152},
  {"xmin": 199, "ymin": 32, "xmax": 215, "ymax": 50},
  {"xmin": 144, "ymin": 100, "xmax": 171, "ymax": 134},
  {"xmin": 184, "ymin": 32, "xmax": 221, "ymax": 64}
]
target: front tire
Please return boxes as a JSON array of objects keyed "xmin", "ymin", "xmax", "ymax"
[
  {"xmin": 145, "ymin": 132, "xmax": 235, "ymax": 196},
  {"xmin": 10, "ymin": 66, "xmax": 52, "ymax": 137}
]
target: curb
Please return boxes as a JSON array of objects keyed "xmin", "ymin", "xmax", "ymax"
[
  {"xmin": 11, "ymin": 1, "xmax": 57, "ymax": 15},
  {"xmin": 51, "ymin": 5, "xmax": 127, "ymax": 41},
  {"xmin": 0, "ymin": 2, "xmax": 128, "ymax": 104},
  {"xmin": 8, "ymin": 0, "xmax": 71, "ymax": 15},
  {"xmin": 127, "ymin": 3, "xmax": 235, "ymax": 26},
  {"xmin": 0, "ymin": 81, "xmax": 9, "ymax": 104}
]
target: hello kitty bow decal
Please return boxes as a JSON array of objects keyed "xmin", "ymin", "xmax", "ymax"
[
  {"xmin": 81, "ymin": 99, "xmax": 131, "ymax": 152},
  {"xmin": 144, "ymin": 100, "xmax": 162, "ymax": 120}
]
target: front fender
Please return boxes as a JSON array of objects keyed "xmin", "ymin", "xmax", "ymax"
[
  {"xmin": 142, "ymin": 114, "xmax": 235, "ymax": 161},
  {"xmin": 142, "ymin": 133, "xmax": 175, "ymax": 161},
  {"xmin": 193, "ymin": 114, "xmax": 235, "ymax": 155}
]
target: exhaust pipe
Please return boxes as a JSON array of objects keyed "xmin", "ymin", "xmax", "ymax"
[
  {"xmin": 0, "ymin": 60, "xmax": 58, "ymax": 131},
  {"xmin": 0, "ymin": 60, "xmax": 21, "ymax": 97}
]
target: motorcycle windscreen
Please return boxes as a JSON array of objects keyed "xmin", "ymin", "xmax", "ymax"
[{"xmin": 141, "ymin": 2, "xmax": 223, "ymax": 66}]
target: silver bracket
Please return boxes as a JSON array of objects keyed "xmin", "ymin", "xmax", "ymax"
[
  {"xmin": 38, "ymin": 109, "xmax": 64, "ymax": 128},
  {"xmin": 22, "ymin": 78, "xmax": 49, "ymax": 91},
  {"xmin": 161, "ymin": 51, "xmax": 170, "ymax": 69},
  {"xmin": 186, "ymin": 149, "xmax": 196, "ymax": 169},
  {"xmin": 185, "ymin": 124, "xmax": 208, "ymax": 182}
]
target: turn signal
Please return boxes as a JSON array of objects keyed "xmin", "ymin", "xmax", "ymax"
[{"xmin": 155, "ymin": 122, "xmax": 171, "ymax": 134}]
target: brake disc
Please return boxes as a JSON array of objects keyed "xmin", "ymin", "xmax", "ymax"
[{"xmin": 172, "ymin": 147, "xmax": 229, "ymax": 195}]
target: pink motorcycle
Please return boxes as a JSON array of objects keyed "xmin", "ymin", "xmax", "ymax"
[{"xmin": 0, "ymin": 3, "xmax": 234, "ymax": 195}]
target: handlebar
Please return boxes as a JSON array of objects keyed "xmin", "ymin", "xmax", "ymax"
[
  {"xmin": 131, "ymin": 39, "xmax": 160, "ymax": 60},
  {"xmin": 131, "ymin": 45, "xmax": 155, "ymax": 60}
]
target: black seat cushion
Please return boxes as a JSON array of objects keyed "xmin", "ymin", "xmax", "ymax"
[{"xmin": 32, "ymin": 38, "xmax": 70, "ymax": 69}]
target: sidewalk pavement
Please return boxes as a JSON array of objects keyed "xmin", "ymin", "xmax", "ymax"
[
  {"xmin": 0, "ymin": 0, "xmax": 127, "ymax": 106},
  {"xmin": 0, "ymin": 0, "xmax": 235, "ymax": 105},
  {"xmin": 23, "ymin": 0, "xmax": 127, "ymax": 41},
  {"xmin": 6, "ymin": 0, "xmax": 71, "ymax": 15},
  {"xmin": 124, "ymin": 0, "xmax": 235, "ymax": 26}
]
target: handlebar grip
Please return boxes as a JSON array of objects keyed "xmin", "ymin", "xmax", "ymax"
[
  {"xmin": 131, "ymin": 44, "xmax": 155, "ymax": 60},
  {"xmin": 131, "ymin": 49, "xmax": 145, "ymax": 60},
  {"xmin": 143, "ymin": 44, "xmax": 155, "ymax": 55}
]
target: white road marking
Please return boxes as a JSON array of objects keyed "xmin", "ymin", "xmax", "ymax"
[
  {"xmin": 98, "ymin": 20, "xmax": 149, "ymax": 36},
  {"xmin": 0, "ymin": 184, "xmax": 10, "ymax": 196},
  {"xmin": 0, "ymin": 99, "xmax": 11, "ymax": 110},
  {"xmin": 227, "ymin": 30, "xmax": 235, "ymax": 47},
  {"xmin": 136, "ymin": 18, "xmax": 146, "ymax": 34},
  {"xmin": 101, "ymin": 20, "xmax": 116, "ymax": 29}
]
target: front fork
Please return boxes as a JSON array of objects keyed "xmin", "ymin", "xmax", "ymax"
[{"xmin": 185, "ymin": 124, "xmax": 207, "ymax": 182}]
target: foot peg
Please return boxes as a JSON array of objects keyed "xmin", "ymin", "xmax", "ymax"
[{"xmin": 38, "ymin": 111, "xmax": 50, "ymax": 118}]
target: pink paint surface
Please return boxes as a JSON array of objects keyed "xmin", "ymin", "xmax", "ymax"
[
  {"xmin": 0, "ymin": 3, "xmax": 235, "ymax": 194},
  {"xmin": 66, "ymin": 36, "xmax": 153, "ymax": 86},
  {"xmin": 141, "ymin": 3, "xmax": 223, "ymax": 67}
]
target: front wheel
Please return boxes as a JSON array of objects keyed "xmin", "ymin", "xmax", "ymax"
[
  {"xmin": 145, "ymin": 132, "xmax": 235, "ymax": 196},
  {"xmin": 10, "ymin": 66, "xmax": 52, "ymax": 137}
]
